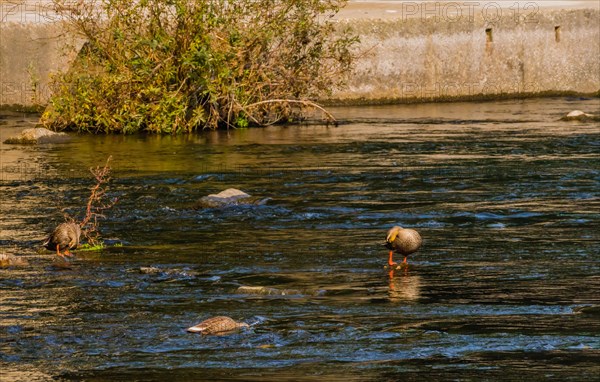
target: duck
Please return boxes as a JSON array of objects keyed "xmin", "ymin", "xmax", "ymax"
[
  {"xmin": 43, "ymin": 222, "xmax": 81, "ymax": 258},
  {"xmin": 385, "ymin": 226, "xmax": 422, "ymax": 266}
]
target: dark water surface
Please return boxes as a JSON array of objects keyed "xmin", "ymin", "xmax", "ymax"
[{"xmin": 1, "ymin": 98, "xmax": 599, "ymax": 381}]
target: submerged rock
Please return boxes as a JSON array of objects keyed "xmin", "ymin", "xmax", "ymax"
[
  {"xmin": 139, "ymin": 266, "xmax": 163, "ymax": 274},
  {"xmin": 236, "ymin": 285, "xmax": 324, "ymax": 297},
  {"xmin": 138, "ymin": 266, "xmax": 198, "ymax": 281},
  {"xmin": 573, "ymin": 305, "xmax": 600, "ymax": 316},
  {"xmin": 236, "ymin": 285, "xmax": 303, "ymax": 296},
  {"xmin": 561, "ymin": 110, "xmax": 600, "ymax": 122},
  {"xmin": 194, "ymin": 188, "xmax": 270, "ymax": 208},
  {"xmin": 187, "ymin": 316, "xmax": 249, "ymax": 335},
  {"xmin": 0, "ymin": 253, "xmax": 29, "ymax": 268},
  {"xmin": 385, "ymin": 262, "xmax": 409, "ymax": 272},
  {"xmin": 3, "ymin": 128, "xmax": 69, "ymax": 144},
  {"xmin": 51, "ymin": 257, "xmax": 74, "ymax": 270}
]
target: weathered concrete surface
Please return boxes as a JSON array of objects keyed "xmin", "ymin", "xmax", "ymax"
[
  {"xmin": 337, "ymin": 1, "xmax": 600, "ymax": 20},
  {"xmin": 0, "ymin": 17, "xmax": 82, "ymax": 107},
  {"xmin": 0, "ymin": 1, "xmax": 599, "ymax": 107},
  {"xmin": 331, "ymin": 5, "xmax": 600, "ymax": 103}
]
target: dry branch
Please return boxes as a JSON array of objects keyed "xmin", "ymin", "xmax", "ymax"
[
  {"xmin": 79, "ymin": 156, "xmax": 118, "ymax": 244},
  {"xmin": 244, "ymin": 99, "xmax": 338, "ymax": 125}
]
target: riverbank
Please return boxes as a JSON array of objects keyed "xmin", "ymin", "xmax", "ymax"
[{"xmin": 1, "ymin": 1, "xmax": 599, "ymax": 108}]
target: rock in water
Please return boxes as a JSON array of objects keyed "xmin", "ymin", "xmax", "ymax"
[
  {"xmin": 3, "ymin": 128, "xmax": 69, "ymax": 144},
  {"xmin": 573, "ymin": 305, "xmax": 600, "ymax": 316},
  {"xmin": 0, "ymin": 253, "xmax": 29, "ymax": 268},
  {"xmin": 209, "ymin": 188, "xmax": 250, "ymax": 200},
  {"xmin": 567, "ymin": 110, "xmax": 587, "ymax": 118},
  {"xmin": 139, "ymin": 266, "xmax": 162, "ymax": 274},
  {"xmin": 137, "ymin": 266, "xmax": 198, "ymax": 281},
  {"xmin": 561, "ymin": 110, "xmax": 600, "ymax": 122},
  {"xmin": 236, "ymin": 285, "xmax": 303, "ymax": 296},
  {"xmin": 194, "ymin": 188, "xmax": 269, "ymax": 208},
  {"xmin": 187, "ymin": 316, "xmax": 249, "ymax": 335}
]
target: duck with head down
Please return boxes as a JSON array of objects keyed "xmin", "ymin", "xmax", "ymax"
[
  {"xmin": 44, "ymin": 222, "xmax": 82, "ymax": 258},
  {"xmin": 385, "ymin": 226, "xmax": 422, "ymax": 266}
]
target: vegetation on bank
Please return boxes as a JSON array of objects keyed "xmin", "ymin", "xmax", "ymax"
[{"xmin": 42, "ymin": 0, "xmax": 358, "ymax": 133}]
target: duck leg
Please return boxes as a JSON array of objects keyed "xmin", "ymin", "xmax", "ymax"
[
  {"xmin": 388, "ymin": 269, "xmax": 395, "ymax": 280},
  {"xmin": 66, "ymin": 239, "xmax": 76, "ymax": 256},
  {"xmin": 388, "ymin": 251, "xmax": 397, "ymax": 266},
  {"xmin": 56, "ymin": 245, "xmax": 64, "ymax": 258},
  {"xmin": 403, "ymin": 256, "xmax": 407, "ymax": 264}
]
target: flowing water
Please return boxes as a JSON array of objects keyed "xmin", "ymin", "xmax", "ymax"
[{"xmin": 1, "ymin": 98, "xmax": 599, "ymax": 381}]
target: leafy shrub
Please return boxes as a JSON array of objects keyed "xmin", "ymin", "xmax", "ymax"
[{"xmin": 42, "ymin": 0, "xmax": 358, "ymax": 133}]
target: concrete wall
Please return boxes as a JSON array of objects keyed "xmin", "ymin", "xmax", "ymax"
[
  {"xmin": 0, "ymin": 21, "xmax": 81, "ymax": 108},
  {"xmin": 1, "ymin": 2, "xmax": 599, "ymax": 107},
  {"xmin": 332, "ymin": 7, "xmax": 600, "ymax": 103}
]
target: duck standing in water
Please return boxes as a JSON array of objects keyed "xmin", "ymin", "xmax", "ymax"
[
  {"xmin": 385, "ymin": 226, "xmax": 422, "ymax": 266},
  {"xmin": 43, "ymin": 222, "xmax": 81, "ymax": 258}
]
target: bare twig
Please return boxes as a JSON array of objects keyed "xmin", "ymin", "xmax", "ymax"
[
  {"xmin": 244, "ymin": 99, "xmax": 337, "ymax": 125},
  {"xmin": 78, "ymin": 155, "xmax": 118, "ymax": 245}
]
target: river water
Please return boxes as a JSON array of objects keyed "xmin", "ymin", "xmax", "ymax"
[{"xmin": 1, "ymin": 98, "xmax": 599, "ymax": 381}]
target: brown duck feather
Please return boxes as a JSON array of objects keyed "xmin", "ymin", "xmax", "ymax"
[
  {"xmin": 44, "ymin": 223, "xmax": 81, "ymax": 254},
  {"xmin": 385, "ymin": 226, "xmax": 422, "ymax": 256}
]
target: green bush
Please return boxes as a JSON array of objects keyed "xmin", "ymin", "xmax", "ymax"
[{"xmin": 43, "ymin": 0, "xmax": 358, "ymax": 133}]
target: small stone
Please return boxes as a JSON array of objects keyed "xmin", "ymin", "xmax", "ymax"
[
  {"xmin": 209, "ymin": 188, "xmax": 251, "ymax": 199},
  {"xmin": 573, "ymin": 305, "xmax": 600, "ymax": 316},
  {"xmin": 3, "ymin": 128, "xmax": 70, "ymax": 144},
  {"xmin": 561, "ymin": 110, "xmax": 600, "ymax": 122},
  {"xmin": 137, "ymin": 266, "xmax": 198, "ymax": 280},
  {"xmin": 567, "ymin": 110, "xmax": 587, "ymax": 117},
  {"xmin": 194, "ymin": 188, "xmax": 268, "ymax": 208},
  {"xmin": 139, "ymin": 266, "xmax": 161, "ymax": 274},
  {"xmin": 384, "ymin": 262, "xmax": 409, "ymax": 271},
  {"xmin": 236, "ymin": 285, "xmax": 302, "ymax": 296},
  {"xmin": 51, "ymin": 258, "xmax": 73, "ymax": 270},
  {"xmin": 0, "ymin": 253, "xmax": 28, "ymax": 268}
]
